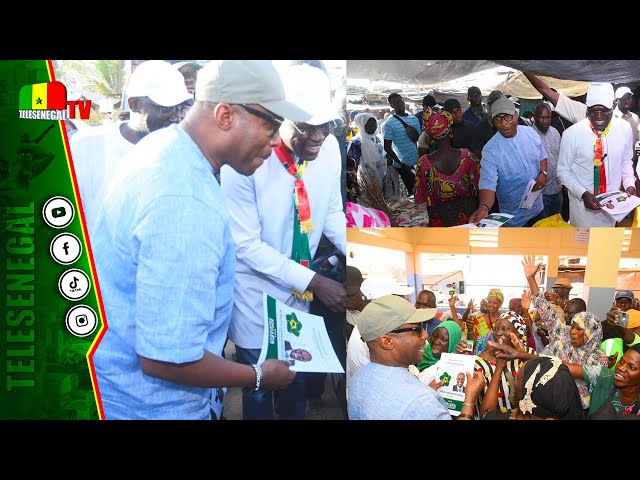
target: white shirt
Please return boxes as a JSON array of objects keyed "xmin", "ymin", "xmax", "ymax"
[
  {"xmin": 557, "ymin": 117, "xmax": 634, "ymax": 227},
  {"xmin": 556, "ymin": 94, "xmax": 587, "ymax": 124},
  {"xmin": 70, "ymin": 121, "xmax": 133, "ymax": 235},
  {"xmin": 614, "ymin": 107, "xmax": 640, "ymax": 164},
  {"xmin": 346, "ymin": 324, "xmax": 370, "ymax": 397},
  {"xmin": 221, "ymin": 135, "xmax": 346, "ymax": 349}
]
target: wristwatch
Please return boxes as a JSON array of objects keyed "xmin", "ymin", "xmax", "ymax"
[{"xmin": 540, "ymin": 170, "xmax": 548, "ymax": 176}]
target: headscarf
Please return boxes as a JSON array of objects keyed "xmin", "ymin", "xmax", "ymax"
[
  {"xmin": 498, "ymin": 310, "xmax": 528, "ymax": 345},
  {"xmin": 551, "ymin": 311, "xmax": 606, "ymax": 365},
  {"xmin": 354, "ymin": 112, "xmax": 385, "ymax": 185},
  {"xmin": 416, "ymin": 321, "xmax": 462, "ymax": 371},
  {"xmin": 488, "ymin": 288, "xmax": 504, "ymax": 304},
  {"xmin": 420, "ymin": 106, "xmax": 432, "ymax": 131},
  {"xmin": 600, "ymin": 338, "xmax": 624, "ymax": 368},
  {"xmin": 518, "ymin": 356, "xmax": 586, "ymax": 420},
  {"xmin": 424, "ymin": 110, "xmax": 453, "ymax": 140}
]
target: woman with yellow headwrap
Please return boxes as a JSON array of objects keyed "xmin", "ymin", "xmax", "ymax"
[{"xmin": 414, "ymin": 110, "xmax": 481, "ymax": 226}]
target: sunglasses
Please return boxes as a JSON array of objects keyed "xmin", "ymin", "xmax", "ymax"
[
  {"xmin": 587, "ymin": 107, "xmax": 612, "ymax": 117},
  {"xmin": 237, "ymin": 104, "xmax": 283, "ymax": 137},
  {"xmin": 145, "ymin": 98, "xmax": 185, "ymax": 117},
  {"xmin": 291, "ymin": 122, "xmax": 333, "ymax": 138},
  {"xmin": 389, "ymin": 325, "xmax": 423, "ymax": 335}
]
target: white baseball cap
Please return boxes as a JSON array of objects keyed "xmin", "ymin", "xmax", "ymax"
[
  {"xmin": 615, "ymin": 86, "xmax": 634, "ymax": 99},
  {"xmin": 283, "ymin": 64, "xmax": 340, "ymax": 126},
  {"xmin": 126, "ymin": 60, "xmax": 193, "ymax": 107},
  {"xmin": 586, "ymin": 82, "xmax": 615, "ymax": 108},
  {"xmin": 172, "ymin": 61, "xmax": 203, "ymax": 72},
  {"xmin": 195, "ymin": 60, "xmax": 311, "ymax": 122}
]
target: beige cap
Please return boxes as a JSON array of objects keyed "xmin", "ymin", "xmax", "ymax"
[
  {"xmin": 358, "ymin": 295, "xmax": 431, "ymax": 342},
  {"xmin": 195, "ymin": 60, "xmax": 311, "ymax": 122}
]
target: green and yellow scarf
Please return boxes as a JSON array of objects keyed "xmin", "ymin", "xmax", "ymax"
[{"xmin": 275, "ymin": 143, "xmax": 314, "ymax": 301}]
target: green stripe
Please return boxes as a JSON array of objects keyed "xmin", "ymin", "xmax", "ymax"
[
  {"xmin": 18, "ymin": 85, "xmax": 33, "ymax": 109},
  {"xmin": 266, "ymin": 295, "xmax": 279, "ymax": 360}
]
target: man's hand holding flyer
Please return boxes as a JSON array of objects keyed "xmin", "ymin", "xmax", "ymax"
[{"xmin": 258, "ymin": 293, "xmax": 344, "ymax": 373}]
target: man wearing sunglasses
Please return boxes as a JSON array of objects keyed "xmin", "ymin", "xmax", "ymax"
[
  {"xmin": 557, "ymin": 82, "xmax": 636, "ymax": 227},
  {"xmin": 348, "ymin": 295, "xmax": 451, "ymax": 420},
  {"xmin": 71, "ymin": 60, "xmax": 193, "ymax": 235},
  {"xmin": 470, "ymin": 96, "xmax": 548, "ymax": 227},
  {"xmin": 221, "ymin": 63, "xmax": 346, "ymax": 420},
  {"xmin": 91, "ymin": 60, "xmax": 310, "ymax": 420}
]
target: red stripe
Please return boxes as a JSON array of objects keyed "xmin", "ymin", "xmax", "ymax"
[{"xmin": 47, "ymin": 81, "xmax": 67, "ymax": 110}]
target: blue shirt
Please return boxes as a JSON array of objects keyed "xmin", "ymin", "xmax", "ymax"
[
  {"xmin": 463, "ymin": 106, "xmax": 486, "ymax": 126},
  {"xmin": 348, "ymin": 362, "xmax": 451, "ymax": 420},
  {"xmin": 91, "ymin": 124, "xmax": 235, "ymax": 419},
  {"xmin": 383, "ymin": 114, "xmax": 422, "ymax": 167},
  {"xmin": 479, "ymin": 126, "xmax": 547, "ymax": 227}
]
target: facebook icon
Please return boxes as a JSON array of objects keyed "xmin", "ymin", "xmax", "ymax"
[{"xmin": 50, "ymin": 233, "xmax": 81, "ymax": 265}]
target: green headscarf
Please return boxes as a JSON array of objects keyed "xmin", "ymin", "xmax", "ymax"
[
  {"xmin": 600, "ymin": 338, "xmax": 624, "ymax": 369},
  {"xmin": 488, "ymin": 288, "xmax": 504, "ymax": 304},
  {"xmin": 416, "ymin": 321, "xmax": 462, "ymax": 371}
]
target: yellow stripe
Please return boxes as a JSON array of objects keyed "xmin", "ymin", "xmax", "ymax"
[{"xmin": 32, "ymin": 83, "xmax": 47, "ymax": 110}]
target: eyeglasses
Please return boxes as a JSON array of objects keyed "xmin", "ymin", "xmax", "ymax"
[
  {"xmin": 292, "ymin": 122, "xmax": 333, "ymax": 138},
  {"xmin": 145, "ymin": 98, "xmax": 184, "ymax": 117},
  {"xmin": 389, "ymin": 325, "xmax": 423, "ymax": 335},
  {"xmin": 587, "ymin": 107, "xmax": 612, "ymax": 117},
  {"xmin": 237, "ymin": 104, "xmax": 283, "ymax": 137},
  {"xmin": 493, "ymin": 114, "xmax": 514, "ymax": 125}
]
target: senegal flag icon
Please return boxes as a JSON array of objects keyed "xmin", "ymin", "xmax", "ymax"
[{"xmin": 19, "ymin": 81, "xmax": 67, "ymax": 110}]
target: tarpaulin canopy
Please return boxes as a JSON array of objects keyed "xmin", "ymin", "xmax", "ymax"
[
  {"xmin": 347, "ymin": 60, "xmax": 499, "ymax": 85},
  {"xmin": 347, "ymin": 60, "xmax": 640, "ymax": 100},
  {"xmin": 494, "ymin": 60, "xmax": 640, "ymax": 84}
]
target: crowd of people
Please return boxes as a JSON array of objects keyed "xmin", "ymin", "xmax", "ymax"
[
  {"xmin": 68, "ymin": 60, "xmax": 347, "ymax": 420},
  {"xmin": 346, "ymin": 73, "xmax": 640, "ymax": 228},
  {"xmin": 346, "ymin": 256, "xmax": 640, "ymax": 420}
]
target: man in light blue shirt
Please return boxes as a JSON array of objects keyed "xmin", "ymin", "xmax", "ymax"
[
  {"xmin": 470, "ymin": 97, "xmax": 548, "ymax": 227},
  {"xmin": 348, "ymin": 295, "xmax": 451, "ymax": 420},
  {"xmin": 91, "ymin": 60, "xmax": 304, "ymax": 419},
  {"xmin": 384, "ymin": 93, "xmax": 422, "ymax": 194}
]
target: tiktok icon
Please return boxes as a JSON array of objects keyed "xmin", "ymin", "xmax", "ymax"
[{"xmin": 58, "ymin": 268, "xmax": 91, "ymax": 301}]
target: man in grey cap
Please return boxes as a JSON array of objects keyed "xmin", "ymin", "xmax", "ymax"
[
  {"xmin": 470, "ymin": 96, "xmax": 548, "ymax": 227},
  {"xmin": 348, "ymin": 295, "xmax": 452, "ymax": 420},
  {"xmin": 604, "ymin": 290, "xmax": 637, "ymax": 341},
  {"xmin": 91, "ymin": 60, "xmax": 308, "ymax": 420},
  {"xmin": 557, "ymin": 82, "xmax": 636, "ymax": 227},
  {"xmin": 221, "ymin": 63, "xmax": 346, "ymax": 420}
]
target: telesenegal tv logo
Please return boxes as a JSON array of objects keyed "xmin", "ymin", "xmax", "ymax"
[{"xmin": 18, "ymin": 81, "xmax": 91, "ymax": 120}]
